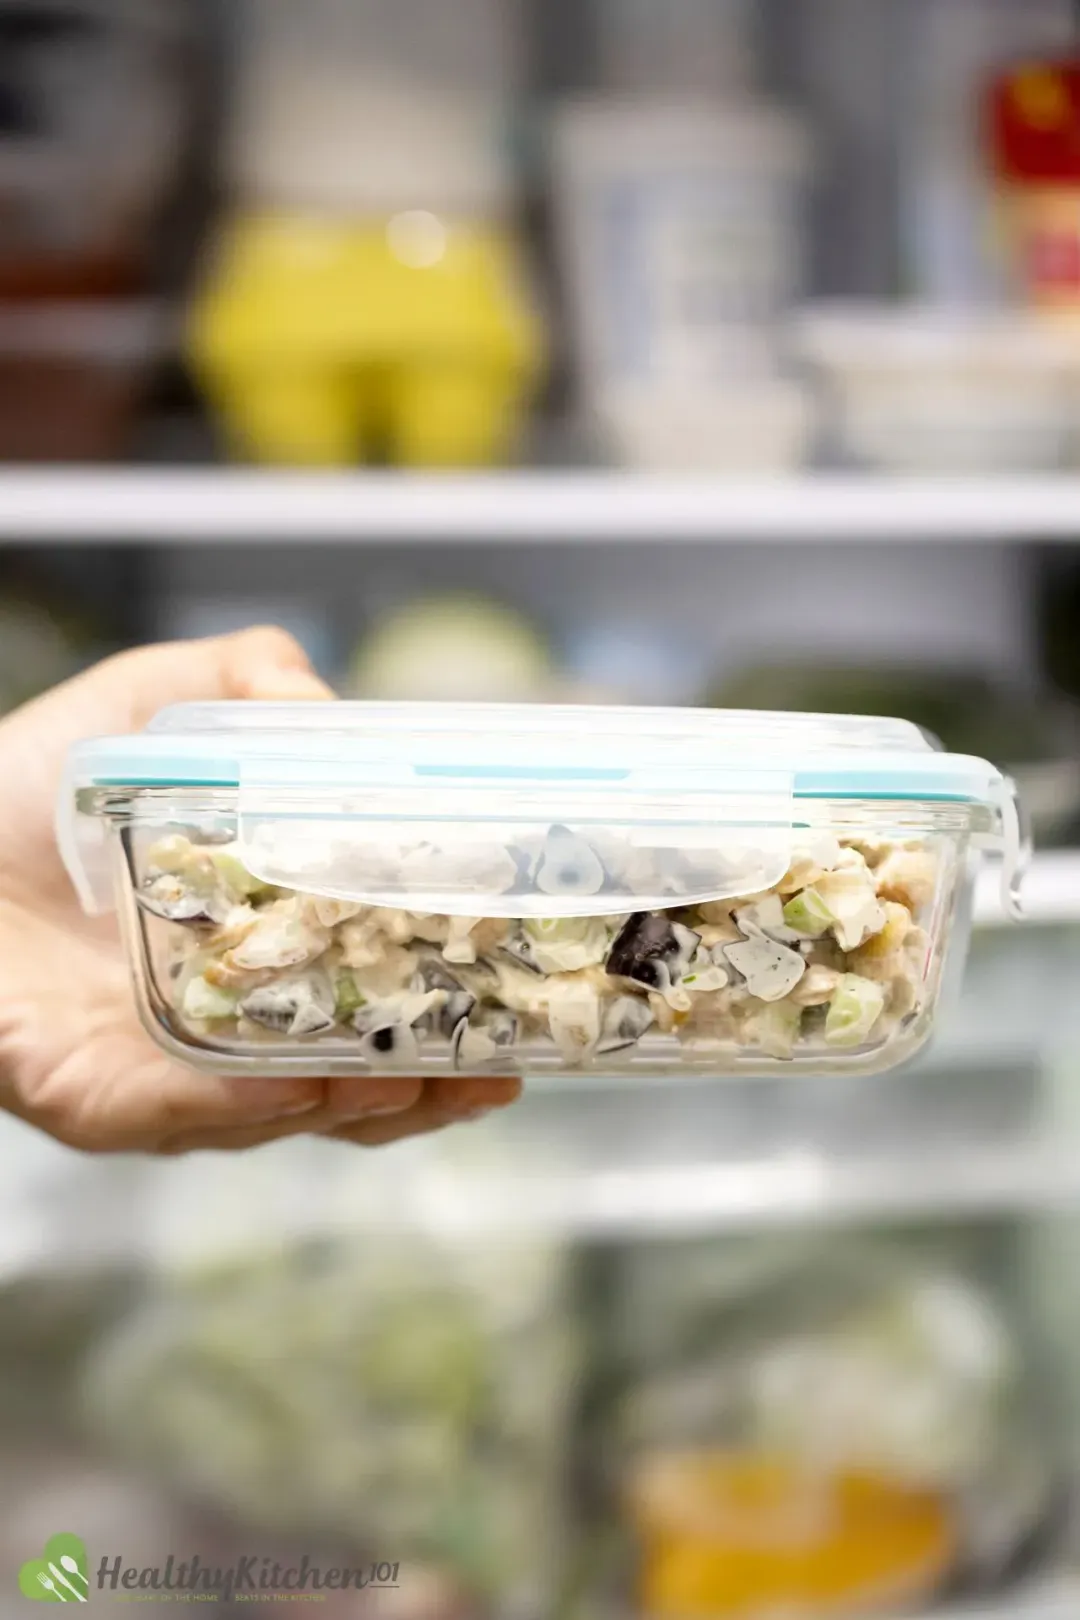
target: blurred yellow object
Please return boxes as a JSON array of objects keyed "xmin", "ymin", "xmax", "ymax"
[
  {"xmin": 627, "ymin": 1452, "xmax": 957, "ymax": 1620},
  {"xmin": 189, "ymin": 212, "xmax": 544, "ymax": 467}
]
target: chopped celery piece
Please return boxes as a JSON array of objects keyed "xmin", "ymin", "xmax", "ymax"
[
  {"xmin": 746, "ymin": 1000, "xmax": 802, "ymax": 1059},
  {"xmin": 782, "ymin": 888, "xmax": 834, "ymax": 939},
  {"xmin": 523, "ymin": 915, "xmax": 609, "ymax": 974},
  {"xmin": 334, "ymin": 972, "xmax": 365, "ymax": 1021},
  {"xmin": 825, "ymin": 974, "xmax": 886, "ymax": 1048},
  {"xmin": 183, "ymin": 976, "xmax": 239, "ymax": 1023},
  {"xmin": 208, "ymin": 848, "xmax": 267, "ymax": 900},
  {"xmin": 525, "ymin": 917, "xmax": 590, "ymax": 942}
]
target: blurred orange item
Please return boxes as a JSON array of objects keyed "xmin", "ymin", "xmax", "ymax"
[
  {"xmin": 626, "ymin": 1452, "xmax": 958, "ymax": 1620},
  {"xmin": 988, "ymin": 59, "xmax": 1080, "ymax": 311}
]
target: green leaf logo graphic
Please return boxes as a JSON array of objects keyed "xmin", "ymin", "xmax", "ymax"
[{"xmin": 19, "ymin": 1535, "xmax": 89, "ymax": 1602}]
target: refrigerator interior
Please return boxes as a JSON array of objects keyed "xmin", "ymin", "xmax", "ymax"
[
  {"xmin": 4, "ymin": 3, "xmax": 1080, "ymax": 1619},
  {"xmin": 0, "ymin": 922, "xmax": 1079, "ymax": 1617}
]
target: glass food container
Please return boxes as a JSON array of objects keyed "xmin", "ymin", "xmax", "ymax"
[{"xmin": 58, "ymin": 702, "xmax": 1026, "ymax": 1082}]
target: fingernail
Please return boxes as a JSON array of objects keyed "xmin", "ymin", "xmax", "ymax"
[
  {"xmin": 455, "ymin": 1107, "xmax": 494, "ymax": 1123},
  {"xmin": 268, "ymin": 1089, "xmax": 322, "ymax": 1117}
]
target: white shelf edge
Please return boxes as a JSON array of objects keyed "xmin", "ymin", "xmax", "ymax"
[
  {"xmin": 975, "ymin": 853, "xmax": 1080, "ymax": 928},
  {"xmin": 438, "ymin": 1146, "xmax": 1080, "ymax": 1240},
  {"xmin": 5, "ymin": 471, "xmax": 1080, "ymax": 540}
]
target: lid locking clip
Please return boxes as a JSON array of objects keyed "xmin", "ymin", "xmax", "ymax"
[{"xmin": 996, "ymin": 775, "xmax": 1031, "ymax": 923}]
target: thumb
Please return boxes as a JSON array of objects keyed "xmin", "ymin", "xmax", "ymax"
[
  {"xmin": 0, "ymin": 629, "xmax": 335, "ymax": 899},
  {"xmin": 6, "ymin": 625, "xmax": 334, "ymax": 761},
  {"xmin": 96, "ymin": 625, "xmax": 336, "ymax": 731}
]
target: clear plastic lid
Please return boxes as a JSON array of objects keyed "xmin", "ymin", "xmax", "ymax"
[{"xmin": 60, "ymin": 702, "xmax": 1020, "ymax": 920}]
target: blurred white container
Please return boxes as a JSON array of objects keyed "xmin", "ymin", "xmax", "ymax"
[
  {"xmin": 550, "ymin": 99, "xmax": 812, "ymax": 469},
  {"xmin": 599, "ymin": 376, "xmax": 815, "ymax": 474},
  {"xmin": 794, "ymin": 305, "xmax": 1080, "ymax": 474},
  {"xmin": 227, "ymin": 0, "xmax": 524, "ymax": 217},
  {"xmin": 550, "ymin": 0, "xmax": 810, "ymax": 470},
  {"xmin": 552, "ymin": 100, "xmax": 810, "ymax": 389}
]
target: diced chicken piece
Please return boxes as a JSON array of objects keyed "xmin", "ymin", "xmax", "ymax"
[
  {"xmin": 856, "ymin": 902, "xmax": 917, "ymax": 961},
  {"xmin": 443, "ymin": 916, "xmax": 495, "ymax": 965},
  {"xmin": 226, "ymin": 899, "xmax": 331, "ymax": 973},
  {"xmin": 789, "ymin": 964, "xmax": 843, "ymax": 1008},
  {"xmin": 367, "ymin": 907, "xmax": 428, "ymax": 944},
  {"xmin": 774, "ymin": 836, "xmax": 843, "ymax": 895},
  {"xmin": 888, "ymin": 974, "xmax": 920, "ymax": 1020},
  {"xmin": 547, "ymin": 981, "xmax": 603, "ymax": 1063},
  {"xmin": 338, "ymin": 913, "xmax": 390, "ymax": 970},
  {"xmin": 875, "ymin": 848, "xmax": 939, "ymax": 914},
  {"xmin": 301, "ymin": 897, "xmax": 366, "ymax": 929},
  {"xmin": 352, "ymin": 943, "xmax": 418, "ymax": 999},
  {"xmin": 683, "ymin": 992, "xmax": 739, "ymax": 1042},
  {"xmin": 851, "ymin": 908, "xmax": 927, "ymax": 987},
  {"xmin": 696, "ymin": 902, "xmax": 739, "ymax": 927},
  {"xmin": 406, "ymin": 913, "xmax": 454, "ymax": 945},
  {"xmin": 814, "ymin": 868, "xmax": 887, "ymax": 953},
  {"xmin": 843, "ymin": 837, "xmax": 892, "ymax": 869},
  {"xmin": 470, "ymin": 917, "xmax": 510, "ymax": 958},
  {"xmin": 648, "ymin": 992, "xmax": 684, "ymax": 1035},
  {"xmin": 695, "ymin": 916, "xmax": 742, "ymax": 949}
]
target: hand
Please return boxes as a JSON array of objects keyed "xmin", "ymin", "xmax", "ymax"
[{"xmin": 0, "ymin": 628, "xmax": 520, "ymax": 1154}]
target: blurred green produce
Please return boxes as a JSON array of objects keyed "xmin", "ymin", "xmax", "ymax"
[
  {"xmin": 0, "ymin": 574, "xmax": 113, "ymax": 716},
  {"xmin": 347, "ymin": 594, "xmax": 556, "ymax": 704},
  {"xmin": 80, "ymin": 1235, "xmax": 580, "ymax": 1616}
]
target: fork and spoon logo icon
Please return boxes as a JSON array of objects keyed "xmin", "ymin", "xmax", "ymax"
[{"xmin": 19, "ymin": 1534, "xmax": 89, "ymax": 1603}]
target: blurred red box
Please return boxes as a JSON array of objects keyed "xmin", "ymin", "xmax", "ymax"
[
  {"xmin": 0, "ymin": 302, "xmax": 169, "ymax": 461},
  {"xmin": 987, "ymin": 60, "xmax": 1080, "ymax": 310}
]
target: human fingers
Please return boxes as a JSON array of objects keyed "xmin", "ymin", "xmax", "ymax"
[
  {"xmin": 329, "ymin": 1074, "xmax": 522, "ymax": 1149},
  {"xmin": 153, "ymin": 1071, "xmax": 523, "ymax": 1156},
  {"xmin": 5, "ymin": 625, "xmax": 330, "ymax": 764},
  {"xmin": 0, "ymin": 627, "xmax": 333, "ymax": 904}
]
